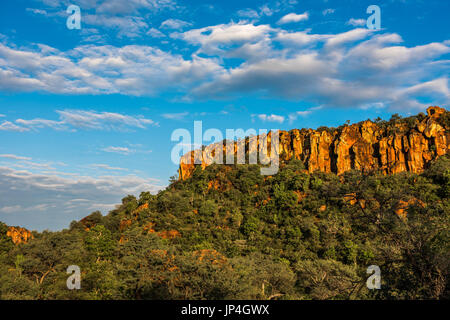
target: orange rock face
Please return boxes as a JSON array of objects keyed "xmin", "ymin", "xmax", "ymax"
[
  {"xmin": 395, "ymin": 198, "xmax": 426, "ymax": 219},
  {"xmin": 80, "ymin": 216, "xmax": 97, "ymax": 231},
  {"xmin": 7, "ymin": 226, "xmax": 33, "ymax": 245},
  {"xmin": 179, "ymin": 107, "xmax": 449, "ymax": 180},
  {"xmin": 194, "ymin": 249, "xmax": 227, "ymax": 265},
  {"xmin": 132, "ymin": 203, "xmax": 149, "ymax": 217},
  {"xmin": 158, "ymin": 230, "xmax": 181, "ymax": 239},
  {"xmin": 119, "ymin": 219, "xmax": 133, "ymax": 232}
]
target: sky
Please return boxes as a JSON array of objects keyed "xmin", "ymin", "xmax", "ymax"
[{"xmin": 0, "ymin": 0, "xmax": 449, "ymax": 231}]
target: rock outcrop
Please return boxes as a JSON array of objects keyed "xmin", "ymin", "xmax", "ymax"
[
  {"xmin": 179, "ymin": 106, "xmax": 449, "ymax": 180},
  {"xmin": 7, "ymin": 226, "xmax": 34, "ymax": 245}
]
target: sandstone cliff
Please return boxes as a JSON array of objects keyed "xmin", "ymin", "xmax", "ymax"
[
  {"xmin": 6, "ymin": 226, "xmax": 34, "ymax": 245},
  {"xmin": 179, "ymin": 106, "xmax": 449, "ymax": 180}
]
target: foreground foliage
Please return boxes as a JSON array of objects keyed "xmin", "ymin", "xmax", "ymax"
[{"xmin": 0, "ymin": 155, "xmax": 449, "ymax": 300}]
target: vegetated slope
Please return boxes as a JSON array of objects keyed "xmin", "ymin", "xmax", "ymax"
[{"xmin": 0, "ymin": 109, "xmax": 448, "ymax": 300}]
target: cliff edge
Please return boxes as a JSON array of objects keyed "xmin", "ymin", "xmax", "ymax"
[{"xmin": 179, "ymin": 106, "xmax": 449, "ymax": 180}]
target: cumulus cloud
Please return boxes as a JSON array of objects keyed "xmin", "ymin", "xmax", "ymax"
[
  {"xmin": 275, "ymin": 30, "xmax": 330, "ymax": 47},
  {"xmin": 188, "ymin": 25, "xmax": 449, "ymax": 111},
  {"xmin": 173, "ymin": 22, "xmax": 274, "ymax": 59},
  {"xmin": 32, "ymin": 0, "xmax": 178, "ymax": 38},
  {"xmin": 325, "ymin": 28, "xmax": 372, "ymax": 47},
  {"xmin": 277, "ymin": 12, "xmax": 309, "ymax": 24},
  {"xmin": 0, "ymin": 20, "xmax": 448, "ymax": 111},
  {"xmin": 0, "ymin": 166, "xmax": 163, "ymax": 230},
  {"xmin": 0, "ymin": 43, "xmax": 223, "ymax": 95}
]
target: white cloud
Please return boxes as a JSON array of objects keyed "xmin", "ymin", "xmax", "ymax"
[
  {"xmin": 0, "ymin": 20, "xmax": 448, "ymax": 112},
  {"xmin": 0, "ymin": 43, "xmax": 224, "ymax": 95},
  {"xmin": 277, "ymin": 12, "xmax": 309, "ymax": 25},
  {"xmin": 0, "ymin": 205, "xmax": 22, "ymax": 214},
  {"xmin": 89, "ymin": 164, "xmax": 128, "ymax": 171},
  {"xmin": 32, "ymin": 0, "xmax": 179, "ymax": 39},
  {"xmin": 237, "ymin": 8, "xmax": 260, "ymax": 19},
  {"xmin": 1, "ymin": 109, "xmax": 157, "ymax": 132},
  {"xmin": 95, "ymin": 0, "xmax": 178, "ymax": 14},
  {"xmin": 37, "ymin": 0, "xmax": 177, "ymax": 12},
  {"xmin": 0, "ymin": 166, "xmax": 163, "ymax": 230},
  {"xmin": 147, "ymin": 27, "xmax": 166, "ymax": 38},
  {"xmin": 0, "ymin": 154, "xmax": 32, "ymax": 161},
  {"xmin": 389, "ymin": 78, "xmax": 450, "ymax": 111},
  {"xmin": 347, "ymin": 18, "xmax": 366, "ymax": 27},
  {"xmin": 0, "ymin": 121, "xmax": 30, "ymax": 132},
  {"xmin": 83, "ymin": 14, "xmax": 150, "ymax": 38},
  {"xmin": 102, "ymin": 146, "xmax": 134, "ymax": 155},
  {"xmin": 174, "ymin": 22, "xmax": 273, "ymax": 57},
  {"xmin": 401, "ymin": 78, "xmax": 450, "ymax": 97},
  {"xmin": 325, "ymin": 28, "xmax": 372, "ymax": 47},
  {"xmin": 15, "ymin": 118, "xmax": 66, "ymax": 131},
  {"xmin": 26, "ymin": 8, "xmax": 48, "ymax": 15},
  {"xmin": 190, "ymin": 26, "xmax": 449, "ymax": 111},
  {"xmin": 258, "ymin": 1, "xmax": 298, "ymax": 18},
  {"xmin": 288, "ymin": 109, "xmax": 316, "ymax": 123},
  {"xmin": 344, "ymin": 34, "xmax": 449, "ymax": 70},
  {"xmin": 14, "ymin": 161, "xmax": 55, "ymax": 171},
  {"xmin": 275, "ymin": 30, "xmax": 330, "ymax": 46},
  {"xmin": 56, "ymin": 109, "xmax": 156, "ymax": 130},
  {"xmin": 0, "ymin": 154, "xmax": 66, "ymax": 172},
  {"xmin": 293, "ymin": 110, "xmax": 311, "ymax": 117},
  {"xmin": 160, "ymin": 19, "xmax": 192, "ymax": 30},
  {"xmin": 254, "ymin": 114, "xmax": 285, "ymax": 123},
  {"xmin": 161, "ymin": 112, "xmax": 189, "ymax": 120},
  {"xmin": 259, "ymin": 4, "xmax": 273, "ymax": 17}
]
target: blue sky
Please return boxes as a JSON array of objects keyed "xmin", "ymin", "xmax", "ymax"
[{"xmin": 0, "ymin": 0, "xmax": 449, "ymax": 231}]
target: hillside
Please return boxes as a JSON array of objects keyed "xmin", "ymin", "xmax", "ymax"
[{"xmin": 0, "ymin": 107, "xmax": 448, "ymax": 300}]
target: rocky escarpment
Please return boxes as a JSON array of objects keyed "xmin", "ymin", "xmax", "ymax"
[
  {"xmin": 6, "ymin": 226, "xmax": 34, "ymax": 245},
  {"xmin": 179, "ymin": 106, "xmax": 449, "ymax": 180}
]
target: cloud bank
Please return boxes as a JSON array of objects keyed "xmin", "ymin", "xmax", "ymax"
[
  {"xmin": 0, "ymin": 22, "xmax": 448, "ymax": 111},
  {"xmin": 0, "ymin": 165, "xmax": 163, "ymax": 231}
]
